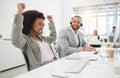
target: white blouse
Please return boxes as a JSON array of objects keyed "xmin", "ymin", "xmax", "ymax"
[{"xmin": 37, "ymin": 41, "xmax": 54, "ymax": 64}]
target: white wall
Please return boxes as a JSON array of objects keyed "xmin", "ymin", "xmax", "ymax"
[{"xmin": 0, "ymin": 0, "xmax": 63, "ymax": 38}]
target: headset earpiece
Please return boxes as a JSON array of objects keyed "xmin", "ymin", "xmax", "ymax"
[
  {"xmin": 80, "ymin": 23, "xmax": 83, "ymax": 26},
  {"xmin": 70, "ymin": 22, "xmax": 83, "ymax": 27},
  {"xmin": 70, "ymin": 17, "xmax": 73, "ymax": 25}
]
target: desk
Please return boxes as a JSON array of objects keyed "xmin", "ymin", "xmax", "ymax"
[
  {"xmin": 14, "ymin": 50, "xmax": 120, "ymax": 78},
  {"xmin": 89, "ymin": 42, "xmax": 120, "ymax": 48},
  {"xmin": 88, "ymin": 41, "xmax": 102, "ymax": 48}
]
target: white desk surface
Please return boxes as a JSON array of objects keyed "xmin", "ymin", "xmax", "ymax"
[
  {"xmin": 14, "ymin": 50, "xmax": 120, "ymax": 78},
  {"xmin": 88, "ymin": 42, "xmax": 119, "ymax": 45}
]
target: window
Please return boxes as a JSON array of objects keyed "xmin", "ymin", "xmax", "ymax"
[
  {"xmin": 73, "ymin": 3, "xmax": 120, "ymax": 36},
  {"xmin": 98, "ymin": 16, "xmax": 107, "ymax": 35}
]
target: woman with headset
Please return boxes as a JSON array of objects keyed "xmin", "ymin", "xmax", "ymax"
[{"xmin": 11, "ymin": 3, "xmax": 57, "ymax": 71}]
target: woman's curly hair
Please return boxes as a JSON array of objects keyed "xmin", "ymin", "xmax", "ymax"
[{"xmin": 22, "ymin": 10, "xmax": 45, "ymax": 35}]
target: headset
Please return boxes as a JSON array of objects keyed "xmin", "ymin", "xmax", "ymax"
[
  {"xmin": 32, "ymin": 28, "xmax": 41, "ymax": 35},
  {"xmin": 70, "ymin": 16, "xmax": 83, "ymax": 26},
  {"xmin": 32, "ymin": 28, "xmax": 43, "ymax": 40}
]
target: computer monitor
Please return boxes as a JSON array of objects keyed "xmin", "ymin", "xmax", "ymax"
[
  {"xmin": 114, "ymin": 33, "xmax": 120, "ymax": 42},
  {"xmin": 88, "ymin": 35, "xmax": 98, "ymax": 42}
]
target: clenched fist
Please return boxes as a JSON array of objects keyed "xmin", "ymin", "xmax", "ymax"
[
  {"xmin": 17, "ymin": 3, "xmax": 25, "ymax": 14},
  {"xmin": 47, "ymin": 15, "xmax": 53, "ymax": 22}
]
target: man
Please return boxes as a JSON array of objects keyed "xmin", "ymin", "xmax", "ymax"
[
  {"xmin": 56, "ymin": 16, "xmax": 96, "ymax": 57},
  {"xmin": 110, "ymin": 26, "xmax": 116, "ymax": 36},
  {"xmin": 109, "ymin": 26, "xmax": 116, "ymax": 42}
]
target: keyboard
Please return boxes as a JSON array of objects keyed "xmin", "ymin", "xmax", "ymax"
[{"xmin": 63, "ymin": 59, "xmax": 89, "ymax": 73}]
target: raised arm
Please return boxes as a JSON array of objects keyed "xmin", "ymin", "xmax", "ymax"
[
  {"xmin": 11, "ymin": 3, "xmax": 26, "ymax": 49},
  {"xmin": 43, "ymin": 15, "xmax": 56, "ymax": 43},
  {"xmin": 17, "ymin": 3, "xmax": 25, "ymax": 15}
]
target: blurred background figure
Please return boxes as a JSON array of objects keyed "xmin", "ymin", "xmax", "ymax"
[
  {"xmin": 0, "ymin": 35, "xmax": 2, "ymax": 39},
  {"xmin": 93, "ymin": 30, "xmax": 100, "ymax": 40},
  {"xmin": 110, "ymin": 26, "xmax": 116, "ymax": 36},
  {"xmin": 109, "ymin": 26, "xmax": 116, "ymax": 42}
]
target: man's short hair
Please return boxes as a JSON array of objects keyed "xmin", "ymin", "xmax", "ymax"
[{"xmin": 113, "ymin": 26, "xmax": 116, "ymax": 29}]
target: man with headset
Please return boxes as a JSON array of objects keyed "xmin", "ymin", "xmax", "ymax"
[{"xmin": 56, "ymin": 16, "xmax": 96, "ymax": 57}]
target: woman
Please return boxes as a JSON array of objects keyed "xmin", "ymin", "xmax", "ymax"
[{"xmin": 11, "ymin": 3, "xmax": 57, "ymax": 71}]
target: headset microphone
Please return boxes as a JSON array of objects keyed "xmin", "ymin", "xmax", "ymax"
[
  {"xmin": 32, "ymin": 28, "xmax": 43, "ymax": 41},
  {"xmin": 32, "ymin": 28, "xmax": 42, "ymax": 35}
]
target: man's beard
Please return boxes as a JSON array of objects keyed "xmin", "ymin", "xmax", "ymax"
[{"xmin": 71, "ymin": 25, "xmax": 80, "ymax": 31}]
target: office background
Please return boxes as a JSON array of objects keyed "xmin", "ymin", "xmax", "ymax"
[
  {"xmin": 0, "ymin": 0, "xmax": 120, "ymax": 78},
  {"xmin": 0, "ymin": 0, "xmax": 120, "ymax": 39}
]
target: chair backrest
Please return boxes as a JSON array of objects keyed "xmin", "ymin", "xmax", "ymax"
[
  {"xmin": 55, "ymin": 43, "xmax": 64, "ymax": 58},
  {"xmin": 88, "ymin": 35, "xmax": 98, "ymax": 42}
]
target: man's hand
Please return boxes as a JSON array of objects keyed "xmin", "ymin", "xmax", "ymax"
[
  {"xmin": 17, "ymin": 3, "xmax": 25, "ymax": 15},
  {"xmin": 83, "ymin": 46, "xmax": 96, "ymax": 51},
  {"xmin": 47, "ymin": 15, "xmax": 53, "ymax": 22}
]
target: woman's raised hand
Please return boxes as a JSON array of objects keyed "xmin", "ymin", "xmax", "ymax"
[
  {"xmin": 17, "ymin": 3, "xmax": 25, "ymax": 14},
  {"xmin": 47, "ymin": 15, "xmax": 53, "ymax": 22}
]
